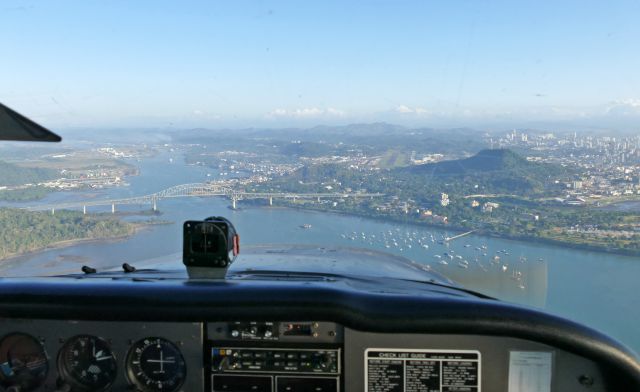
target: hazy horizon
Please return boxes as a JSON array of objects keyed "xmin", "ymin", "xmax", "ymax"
[{"xmin": 2, "ymin": 1, "xmax": 640, "ymax": 130}]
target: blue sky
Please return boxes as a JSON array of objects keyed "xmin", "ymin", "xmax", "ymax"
[{"xmin": 2, "ymin": 1, "xmax": 640, "ymax": 129}]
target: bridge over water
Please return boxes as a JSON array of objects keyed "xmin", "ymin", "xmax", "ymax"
[{"xmin": 23, "ymin": 182, "xmax": 384, "ymax": 214}]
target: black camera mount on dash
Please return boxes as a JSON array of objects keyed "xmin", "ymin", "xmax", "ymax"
[{"xmin": 182, "ymin": 216, "xmax": 240, "ymax": 279}]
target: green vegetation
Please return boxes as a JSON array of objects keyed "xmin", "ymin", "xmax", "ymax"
[
  {"xmin": 0, "ymin": 186, "xmax": 51, "ymax": 202},
  {"xmin": 0, "ymin": 208, "xmax": 135, "ymax": 260},
  {"xmin": 253, "ymin": 148, "xmax": 640, "ymax": 256},
  {"xmin": 278, "ymin": 141, "xmax": 337, "ymax": 157},
  {"xmin": 0, "ymin": 160, "xmax": 58, "ymax": 186},
  {"xmin": 404, "ymin": 149, "xmax": 570, "ymax": 196}
]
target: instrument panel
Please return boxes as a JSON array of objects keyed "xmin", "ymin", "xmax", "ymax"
[
  {"xmin": 0, "ymin": 319, "xmax": 618, "ymax": 392},
  {"xmin": 0, "ymin": 320, "xmax": 202, "ymax": 392}
]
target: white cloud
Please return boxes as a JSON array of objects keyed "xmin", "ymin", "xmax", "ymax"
[
  {"xmin": 394, "ymin": 105, "xmax": 429, "ymax": 115},
  {"xmin": 191, "ymin": 109, "xmax": 221, "ymax": 119},
  {"xmin": 267, "ymin": 107, "xmax": 346, "ymax": 118},
  {"xmin": 395, "ymin": 105, "xmax": 414, "ymax": 113},
  {"xmin": 269, "ymin": 108, "xmax": 288, "ymax": 116},
  {"xmin": 615, "ymin": 98, "xmax": 640, "ymax": 108},
  {"xmin": 605, "ymin": 98, "xmax": 640, "ymax": 116}
]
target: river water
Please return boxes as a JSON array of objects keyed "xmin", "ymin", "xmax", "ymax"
[{"xmin": 2, "ymin": 151, "xmax": 639, "ymax": 353}]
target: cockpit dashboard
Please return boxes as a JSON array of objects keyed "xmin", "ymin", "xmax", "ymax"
[{"xmin": 0, "ymin": 265, "xmax": 637, "ymax": 392}]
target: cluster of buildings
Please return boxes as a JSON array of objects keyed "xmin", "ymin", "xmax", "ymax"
[
  {"xmin": 96, "ymin": 147, "xmax": 135, "ymax": 159},
  {"xmin": 494, "ymin": 129, "xmax": 640, "ymax": 204},
  {"xmin": 190, "ymin": 150, "xmax": 302, "ymax": 178}
]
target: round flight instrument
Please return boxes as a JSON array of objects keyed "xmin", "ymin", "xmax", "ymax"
[
  {"xmin": 126, "ymin": 337, "xmax": 186, "ymax": 392},
  {"xmin": 58, "ymin": 335, "xmax": 117, "ymax": 391},
  {"xmin": 0, "ymin": 333, "xmax": 48, "ymax": 391}
]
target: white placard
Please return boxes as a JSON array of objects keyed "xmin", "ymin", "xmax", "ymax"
[{"xmin": 508, "ymin": 351, "xmax": 553, "ymax": 392}]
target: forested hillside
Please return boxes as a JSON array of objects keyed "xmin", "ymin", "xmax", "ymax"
[
  {"xmin": 0, "ymin": 160, "xmax": 58, "ymax": 186},
  {"xmin": 0, "ymin": 208, "xmax": 134, "ymax": 259}
]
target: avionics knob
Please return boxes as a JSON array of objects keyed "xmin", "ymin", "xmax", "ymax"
[
  {"xmin": 313, "ymin": 353, "xmax": 331, "ymax": 369},
  {"xmin": 231, "ymin": 329, "xmax": 240, "ymax": 338},
  {"xmin": 264, "ymin": 329, "xmax": 273, "ymax": 338}
]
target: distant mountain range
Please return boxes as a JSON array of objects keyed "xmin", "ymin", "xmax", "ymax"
[{"xmin": 175, "ymin": 123, "xmax": 489, "ymax": 156}]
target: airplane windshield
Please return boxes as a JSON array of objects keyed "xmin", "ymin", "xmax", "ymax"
[{"xmin": 1, "ymin": 1, "xmax": 639, "ymax": 356}]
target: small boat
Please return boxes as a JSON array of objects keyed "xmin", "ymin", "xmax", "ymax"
[
  {"xmin": 458, "ymin": 262, "xmax": 469, "ymax": 269},
  {"xmin": 299, "ymin": 224, "xmax": 312, "ymax": 229}
]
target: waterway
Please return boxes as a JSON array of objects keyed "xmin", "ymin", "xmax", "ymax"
[{"xmin": 2, "ymin": 151, "xmax": 639, "ymax": 354}]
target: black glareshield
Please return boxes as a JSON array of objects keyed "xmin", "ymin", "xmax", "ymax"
[{"xmin": 183, "ymin": 217, "xmax": 239, "ymax": 274}]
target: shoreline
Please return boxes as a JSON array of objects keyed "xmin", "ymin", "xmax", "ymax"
[
  {"xmin": 3, "ymin": 200, "xmax": 639, "ymax": 263},
  {"xmin": 250, "ymin": 202, "xmax": 640, "ymax": 258},
  {"xmin": 0, "ymin": 221, "xmax": 169, "ymax": 263}
]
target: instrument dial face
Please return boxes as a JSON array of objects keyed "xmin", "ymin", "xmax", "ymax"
[
  {"xmin": 58, "ymin": 335, "xmax": 117, "ymax": 391},
  {"xmin": 126, "ymin": 337, "xmax": 186, "ymax": 392},
  {"xmin": 0, "ymin": 333, "xmax": 48, "ymax": 391}
]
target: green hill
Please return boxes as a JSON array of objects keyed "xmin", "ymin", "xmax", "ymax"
[
  {"xmin": 403, "ymin": 149, "xmax": 568, "ymax": 195},
  {"xmin": 0, "ymin": 160, "xmax": 58, "ymax": 186}
]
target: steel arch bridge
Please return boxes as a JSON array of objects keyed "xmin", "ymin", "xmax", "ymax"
[{"xmin": 22, "ymin": 182, "xmax": 384, "ymax": 213}]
